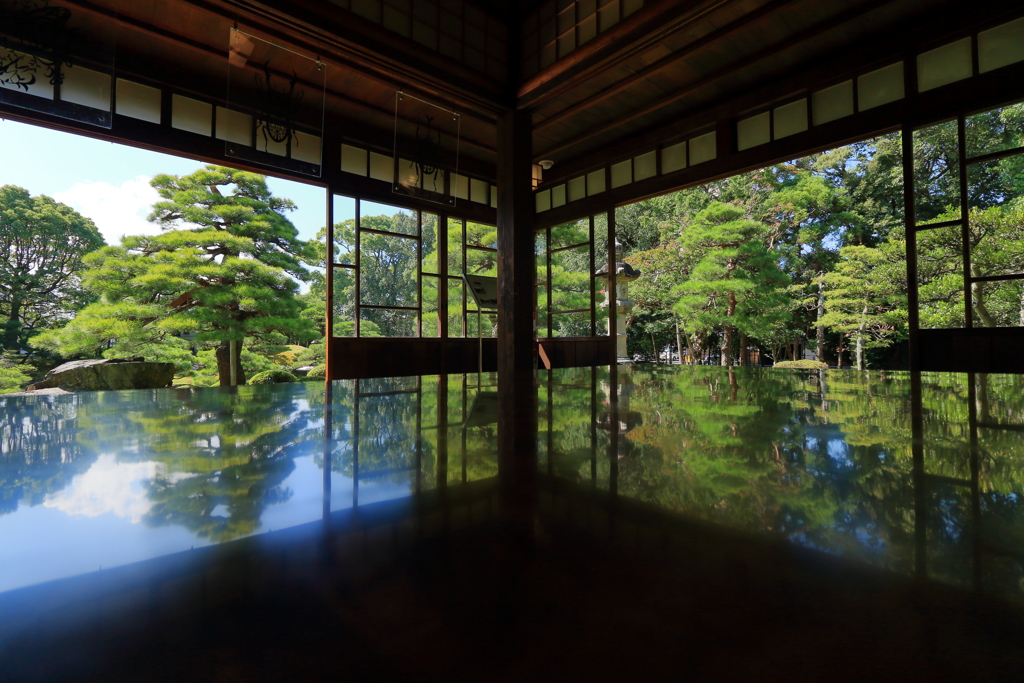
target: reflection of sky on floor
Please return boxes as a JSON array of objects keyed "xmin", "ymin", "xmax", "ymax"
[
  {"xmin": 0, "ymin": 481, "xmax": 215, "ymax": 593},
  {"xmin": 0, "ymin": 379, "xmax": 427, "ymax": 595}
]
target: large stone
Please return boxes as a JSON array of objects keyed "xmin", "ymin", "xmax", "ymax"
[{"xmin": 28, "ymin": 358, "xmax": 175, "ymax": 392}]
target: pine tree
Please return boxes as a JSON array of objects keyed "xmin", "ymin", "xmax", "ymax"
[{"xmin": 33, "ymin": 166, "xmax": 317, "ymax": 385}]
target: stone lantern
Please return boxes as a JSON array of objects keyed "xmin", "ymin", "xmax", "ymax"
[{"xmin": 595, "ymin": 238, "xmax": 641, "ymax": 360}]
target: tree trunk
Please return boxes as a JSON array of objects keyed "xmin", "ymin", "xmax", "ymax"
[
  {"xmin": 971, "ymin": 263, "xmax": 997, "ymax": 327},
  {"xmin": 837, "ymin": 344, "xmax": 844, "ymax": 369},
  {"xmin": 816, "ymin": 277, "xmax": 826, "ymax": 362},
  {"xmin": 1, "ymin": 296, "xmax": 22, "ymax": 351},
  {"xmin": 675, "ymin": 318, "xmax": 683, "ymax": 365},
  {"xmin": 650, "ymin": 332, "xmax": 658, "ymax": 364},
  {"xmin": 856, "ymin": 305, "xmax": 869, "ymax": 370},
  {"xmin": 216, "ymin": 341, "xmax": 246, "ymax": 386},
  {"xmin": 720, "ymin": 329, "xmax": 729, "ymax": 366},
  {"xmin": 739, "ymin": 333, "xmax": 748, "ymax": 366},
  {"xmin": 1019, "ymin": 282, "xmax": 1024, "ymax": 327}
]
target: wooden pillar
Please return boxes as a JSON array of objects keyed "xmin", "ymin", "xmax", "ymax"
[{"xmin": 496, "ymin": 109, "xmax": 537, "ymax": 516}]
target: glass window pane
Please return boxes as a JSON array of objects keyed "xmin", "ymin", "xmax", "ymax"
[
  {"xmin": 466, "ymin": 310, "xmax": 497, "ymax": 337},
  {"xmin": 550, "ymin": 244, "xmax": 592, "ymax": 337},
  {"xmin": 550, "ymin": 220, "xmax": 589, "ymax": 249},
  {"xmin": 914, "ymin": 121, "xmax": 961, "ymax": 226},
  {"xmin": 361, "ymin": 308, "xmax": 416, "ymax": 337},
  {"xmin": 537, "ymin": 284, "xmax": 550, "ymax": 338},
  {"xmin": 448, "ymin": 277, "xmax": 465, "ymax": 336},
  {"xmin": 466, "ymin": 247, "xmax": 497, "ymax": 277},
  {"xmin": 421, "ymin": 213, "xmax": 439, "ymax": 274},
  {"xmin": 551, "ymin": 312, "xmax": 590, "ymax": 338},
  {"xmin": 333, "ymin": 195, "xmax": 357, "ymax": 266},
  {"xmin": 447, "ymin": 218, "xmax": 464, "ymax": 275},
  {"xmin": 967, "ymin": 157, "xmax": 1024, "ymax": 210},
  {"xmin": 965, "ymin": 101, "xmax": 1024, "ymax": 158},
  {"xmin": 970, "ymin": 279, "xmax": 1024, "ymax": 328},
  {"xmin": 967, "ymin": 204, "xmax": 1024, "ymax": 278},
  {"xmin": 332, "ymin": 266, "xmax": 356, "ymax": 337},
  {"xmin": 359, "ymin": 233, "xmax": 418, "ymax": 307},
  {"xmin": 421, "ymin": 274, "xmax": 440, "ymax": 337},
  {"xmin": 360, "ymin": 201, "xmax": 418, "ymax": 236},
  {"xmin": 465, "ymin": 221, "xmax": 498, "ymax": 249},
  {"xmin": 916, "ymin": 224, "xmax": 965, "ymax": 329}
]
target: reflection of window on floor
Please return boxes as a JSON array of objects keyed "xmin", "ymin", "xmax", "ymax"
[
  {"xmin": 911, "ymin": 100, "xmax": 1024, "ymax": 329},
  {"xmin": 535, "ymin": 214, "xmax": 609, "ymax": 338},
  {"xmin": 329, "ymin": 195, "xmax": 497, "ymax": 338}
]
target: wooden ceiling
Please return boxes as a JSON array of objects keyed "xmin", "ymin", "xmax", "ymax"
[{"xmin": 19, "ymin": 0, "xmax": 1024, "ymax": 183}]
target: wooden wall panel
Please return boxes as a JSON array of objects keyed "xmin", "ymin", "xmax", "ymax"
[
  {"xmin": 330, "ymin": 338, "xmax": 498, "ymax": 378},
  {"xmin": 537, "ymin": 337, "xmax": 614, "ymax": 369},
  {"xmin": 917, "ymin": 329, "xmax": 1024, "ymax": 374}
]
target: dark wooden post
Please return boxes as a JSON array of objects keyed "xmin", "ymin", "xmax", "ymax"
[{"xmin": 496, "ymin": 109, "xmax": 538, "ymax": 521}]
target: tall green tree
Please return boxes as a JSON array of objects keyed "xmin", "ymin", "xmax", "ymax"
[
  {"xmin": 672, "ymin": 203, "xmax": 790, "ymax": 366},
  {"xmin": 33, "ymin": 166, "xmax": 316, "ymax": 385},
  {"xmin": 820, "ymin": 245, "xmax": 907, "ymax": 370},
  {"xmin": 0, "ymin": 185, "xmax": 104, "ymax": 354}
]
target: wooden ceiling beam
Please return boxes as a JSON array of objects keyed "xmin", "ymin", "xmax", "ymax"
[
  {"xmin": 219, "ymin": 0, "xmax": 509, "ymax": 115},
  {"xmin": 532, "ymin": 0, "xmax": 798, "ymax": 134},
  {"xmin": 516, "ymin": 0, "xmax": 731, "ymax": 110},
  {"xmin": 538, "ymin": 0, "xmax": 1024, "ymax": 185},
  {"xmin": 59, "ymin": 0, "xmax": 498, "ymax": 158},
  {"xmin": 532, "ymin": 0, "xmax": 912, "ymax": 161},
  {"xmin": 534, "ymin": 58, "xmax": 1024, "ymax": 230}
]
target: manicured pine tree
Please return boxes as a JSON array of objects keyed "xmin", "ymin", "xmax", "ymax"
[{"xmin": 34, "ymin": 166, "xmax": 317, "ymax": 385}]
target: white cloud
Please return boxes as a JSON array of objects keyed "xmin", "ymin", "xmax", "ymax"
[
  {"xmin": 53, "ymin": 175, "xmax": 162, "ymax": 247},
  {"xmin": 43, "ymin": 454, "xmax": 158, "ymax": 523}
]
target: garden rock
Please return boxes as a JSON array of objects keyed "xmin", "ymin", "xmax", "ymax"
[{"xmin": 28, "ymin": 358, "xmax": 175, "ymax": 392}]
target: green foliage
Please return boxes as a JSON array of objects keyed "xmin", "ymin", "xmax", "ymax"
[
  {"xmin": 0, "ymin": 352, "xmax": 32, "ymax": 394},
  {"xmin": 248, "ymin": 370, "xmax": 296, "ymax": 384},
  {"xmin": 33, "ymin": 166, "xmax": 317, "ymax": 385},
  {"xmin": 773, "ymin": 360, "xmax": 828, "ymax": 369},
  {"xmin": 0, "ymin": 185, "xmax": 105, "ymax": 355},
  {"xmin": 671, "ymin": 203, "xmax": 790, "ymax": 364},
  {"xmin": 305, "ymin": 364, "xmax": 326, "ymax": 379},
  {"xmin": 820, "ymin": 245, "xmax": 907, "ymax": 369}
]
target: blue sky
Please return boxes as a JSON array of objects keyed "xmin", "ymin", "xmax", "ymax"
[{"xmin": 0, "ymin": 118, "xmax": 338, "ymax": 247}]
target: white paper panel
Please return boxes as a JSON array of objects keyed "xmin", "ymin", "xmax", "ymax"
[
  {"xmin": 737, "ymin": 112, "xmax": 770, "ymax": 151},
  {"xmin": 171, "ymin": 95, "xmax": 212, "ymax": 136},
  {"xmin": 491, "ymin": 185, "xmax": 498, "ymax": 208},
  {"xmin": 568, "ymin": 176, "xmax": 587, "ymax": 202},
  {"xmin": 451, "ymin": 173, "xmax": 469, "ymax": 200},
  {"xmin": 536, "ymin": 189, "xmax": 551, "ymax": 212},
  {"xmin": 587, "ymin": 169, "xmax": 606, "ymax": 195},
  {"xmin": 61, "ymin": 66, "xmax": 110, "ymax": 110},
  {"xmin": 116, "ymin": 79, "xmax": 161, "ymax": 123},
  {"xmin": 623, "ymin": 0, "xmax": 643, "ymax": 18},
  {"xmin": 0, "ymin": 49, "xmax": 52, "ymax": 98},
  {"xmin": 551, "ymin": 184, "xmax": 566, "ymax": 208},
  {"xmin": 918, "ymin": 38, "xmax": 972, "ymax": 92},
  {"xmin": 256, "ymin": 122, "xmax": 288, "ymax": 156},
  {"xmin": 215, "ymin": 107, "xmax": 252, "ymax": 145},
  {"xmin": 610, "ymin": 160, "xmax": 632, "ymax": 188},
  {"xmin": 812, "ymin": 80, "xmax": 854, "ymax": 125},
  {"xmin": 661, "ymin": 142, "xmax": 686, "ymax": 173},
  {"xmin": 858, "ymin": 62, "xmax": 905, "ymax": 111},
  {"xmin": 398, "ymin": 158, "xmax": 420, "ymax": 187},
  {"xmin": 369, "ymin": 151, "xmax": 393, "ymax": 182},
  {"xmin": 689, "ymin": 132, "xmax": 716, "ymax": 165},
  {"xmin": 292, "ymin": 131, "xmax": 322, "ymax": 165},
  {"xmin": 341, "ymin": 144, "xmax": 368, "ymax": 176},
  {"xmin": 633, "ymin": 151, "xmax": 657, "ymax": 181},
  {"xmin": 979, "ymin": 18, "xmax": 1024, "ymax": 73},
  {"xmin": 773, "ymin": 99, "xmax": 808, "ymax": 139},
  {"xmin": 471, "ymin": 178, "xmax": 489, "ymax": 204}
]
